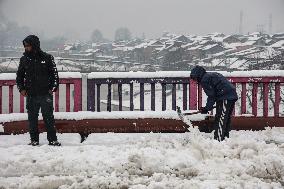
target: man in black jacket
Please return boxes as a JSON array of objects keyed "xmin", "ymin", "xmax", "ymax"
[
  {"xmin": 190, "ymin": 66, "xmax": 238, "ymax": 141},
  {"xmin": 16, "ymin": 35, "xmax": 61, "ymax": 146}
]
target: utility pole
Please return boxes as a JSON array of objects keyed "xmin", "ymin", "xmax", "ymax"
[
  {"xmin": 257, "ymin": 24, "xmax": 265, "ymax": 34},
  {"xmin": 239, "ymin": 10, "xmax": 243, "ymax": 35},
  {"xmin": 269, "ymin": 14, "xmax": 272, "ymax": 34}
]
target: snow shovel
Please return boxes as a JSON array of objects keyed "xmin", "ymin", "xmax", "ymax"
[
  {"xmin": 176, "ymin": 106, "xmax": 200, "ymax": 123},
  {"xmin": 176, "ymin": 106, "xmax": 216, "ymax": 129}
]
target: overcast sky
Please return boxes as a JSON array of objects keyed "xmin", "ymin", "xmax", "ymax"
[{"xmin": 1, "ymin": 0, "xmax": 284, "ymax": 40}]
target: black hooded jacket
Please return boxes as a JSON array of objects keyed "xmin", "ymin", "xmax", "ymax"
[
  {"xmin": 190, "ymin": 66, "xmax": 238, "ymax": 111},
  {"xmin": 16, "ymin": 35, "xmax": 59, "ymax": 96}
]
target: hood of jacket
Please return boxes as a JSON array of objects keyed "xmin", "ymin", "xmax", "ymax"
[
  {"xmin": 23, "ymin": 35, "xmax": 42, "ymax": 56},
  {"xmin": 190, "ymin": 66, "xmax": 206, "ymax": 82}
]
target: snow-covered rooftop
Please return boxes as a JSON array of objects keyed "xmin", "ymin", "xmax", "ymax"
[{"xmin": 270, "ymin": 40, "xmax": 284, "ymax": 48}]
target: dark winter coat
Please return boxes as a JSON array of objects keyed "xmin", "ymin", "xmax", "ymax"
[
  {"xmin": 190, "ymin": 66, "xmax": 238, "ymax": 111},
  {"xmin": 16, "ymin": 35, "xmax": 59, "ymax": 96}
]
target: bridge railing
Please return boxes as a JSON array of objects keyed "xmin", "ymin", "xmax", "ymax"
[
  {"xmin": 0, "ymin": 72, "xmax": 82, "ymax": 113},
  {"xmin": 87, "ymin": 71, "xmax": 284, "ymax": 117},
  {"xmin": 228, "ymin": 76, "xmax": 283, "ymax": 117},
  {"xmin": 200, "ymin": 71, "xmax": 284, "ymax": 117},
  {"xmin": 0, "ymin": 71, "xmax": 283, "ymax": 118},
  {"xmin": 87, "ymin": 72, "xmax": 194, "ymax": 112}
]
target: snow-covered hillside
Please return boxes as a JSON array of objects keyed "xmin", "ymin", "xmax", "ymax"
[{"xmin": 0, "ymin": 127, "xmax": 284, "ymax": 189}]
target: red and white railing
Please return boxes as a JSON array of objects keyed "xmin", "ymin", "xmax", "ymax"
[{"xmin": 0, "ymin": 71, "xmax": 283, "ymax": 118}]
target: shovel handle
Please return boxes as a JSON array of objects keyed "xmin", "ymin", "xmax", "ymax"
[
  {"xmin": 179, "ymin": 106, "xmax": 217, "ymax": 116},
  {"xmin": 183, "ymin": 111, "xmax": 201, "ymax": 115}
]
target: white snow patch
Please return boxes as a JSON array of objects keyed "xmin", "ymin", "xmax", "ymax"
[
  {"xmin": 0, "ymin": 128, "xmax": 284, "ymax": 188},
  {"xmin": 88, "ymin": 71, "xmax": 192, "ymax": 79},
  {"xmin": 58, "ymin": 72, "xmax": 82, "ymax": 78},
  {"xmin": 88, "ymin": 70, "xmax": 284, "ymax": 79},
  {"xmin": 1, "ymin": 71, "xmax": 283, "ymax": 81},
  {"xmin": 0, "ymin": 73, "xmax": 16, "ymax": 80},
  {"xmin": 0, "ymin": 124, "xmax": 3, "ymax": 132},
  {"xmin": 0, "ymin": 72, "xmax": 82, "ymax": 80},
  {"xmin": 0, "ymin": 111, "xmax": 207, "ymax": 123},
  {"xmin": 270, "ymin": 40, "xmax": 284, "ymax": 48},
  {"xmin": 219, "ymin": 70, "xmax": 284, "ymax": 77}
]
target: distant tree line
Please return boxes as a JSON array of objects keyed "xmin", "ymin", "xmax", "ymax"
[{"xmin": 90, "ymin": 27, "xmax": 132, "ymax": 43}]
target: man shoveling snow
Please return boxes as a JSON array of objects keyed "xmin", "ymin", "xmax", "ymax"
[{"xmin": 190, "ymin": 66, "xmax": 238, "ymax": 141}]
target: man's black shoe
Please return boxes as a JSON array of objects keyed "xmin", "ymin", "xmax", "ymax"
[
  {"xmin": 28, "ymin": 141, "xmax": 39, "ymax": 146},
  {"xmin": 48, "ymin": 141, "xmax": 61, "ymax": 146}
]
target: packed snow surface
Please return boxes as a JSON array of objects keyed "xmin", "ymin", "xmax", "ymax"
[
  {"xmin": 0, "ymin": 127, "xmax": 284, "ymax": 189},
  {"xmin": 0, "ymin": 111, "xmax": 206, "ymax": 123}
]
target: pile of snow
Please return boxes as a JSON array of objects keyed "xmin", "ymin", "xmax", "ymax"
[{"xmin": 0, "ymin": 127, "xmax": 284, "ymax": 188}]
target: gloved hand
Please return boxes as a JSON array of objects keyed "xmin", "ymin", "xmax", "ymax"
[
  {"xmin": 49, "ymin": 87, "xmax": 57, "ymax": 94},
  {"xmin": 20, "ymin": 90, "xmax": 27, "ymax": 97},
  {"xmin": 199, "ymin": 107, "xmax": 208, "ymax": 114}
]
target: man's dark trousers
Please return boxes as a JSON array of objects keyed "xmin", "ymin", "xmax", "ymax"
[
  {"xmin": 26, "ymin": 93, "xmax": 57, "ymax": 142},
  {"xmin": 214, "ymin": 100, "xmax": 236, "ymax": 141}
]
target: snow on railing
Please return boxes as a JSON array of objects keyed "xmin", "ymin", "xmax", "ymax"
[
  {"xmin": 87, "ymin": 71, "xmax": 192, "ymax": 79},
  {"xmin": 88, "ymin": 70, "xmax": 284, "ymax": 79}
]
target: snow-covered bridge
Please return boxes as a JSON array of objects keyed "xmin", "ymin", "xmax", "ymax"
[{"xmin": 0, "ymin": 71, "xmax": 283, "ymax": 139}]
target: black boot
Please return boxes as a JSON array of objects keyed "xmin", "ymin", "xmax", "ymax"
[
  {"xmin": 28, "ymin": 141, "xmax": 39, "ymax": 146},
  {"xmin": 49, "ymin": 141, "xmax": 61, "ymax": 146}
]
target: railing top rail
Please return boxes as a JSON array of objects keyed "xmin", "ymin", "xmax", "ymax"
[
  {"xmin": 0, "ymin": 73, "xmax": 16, "ymax": 80},
  {"xmin": 89, "ymin": 78, "xmax": 191, "ymax": 84},
  {"xmin": 0, "ymin": 72, "xmax": 82, "ymax": 81},
  {"xmin": 220, "ymin": 70, "xmax": 284, "ymax": 77},
  {"xmin": 0, "ymin": 57, "xmax": 20, "ymax": 60},
  {"xmin": 0, "ymin": 57, "xmax": 94, "ymax": 61},
  {"xmin": 88, "ymin": 71, "xmax": 192, "ymax": 79},
  {"xmin": 88, "ymin": 70, "xmax": 284, "ymax": 79},
  {"xmin": 228, "ymin": 77, "xmax": 284, "ymax": 83},
  {"xmin": 0, "ymin": 70, "xmax": 283, "ymax": 81}
]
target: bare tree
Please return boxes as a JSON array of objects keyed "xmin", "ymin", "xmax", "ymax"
[
  {"xmin": 91, "ymin": 29, "xmax": 104, "ymax": 43},
  {"xmin": 114, "ymin": 27, "xmax": 132, "ymax": 42}
]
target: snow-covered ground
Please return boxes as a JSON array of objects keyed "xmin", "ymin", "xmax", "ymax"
[{"xmin": 1, "ymin": 127, "xmax": 284, "ymax": 189}]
